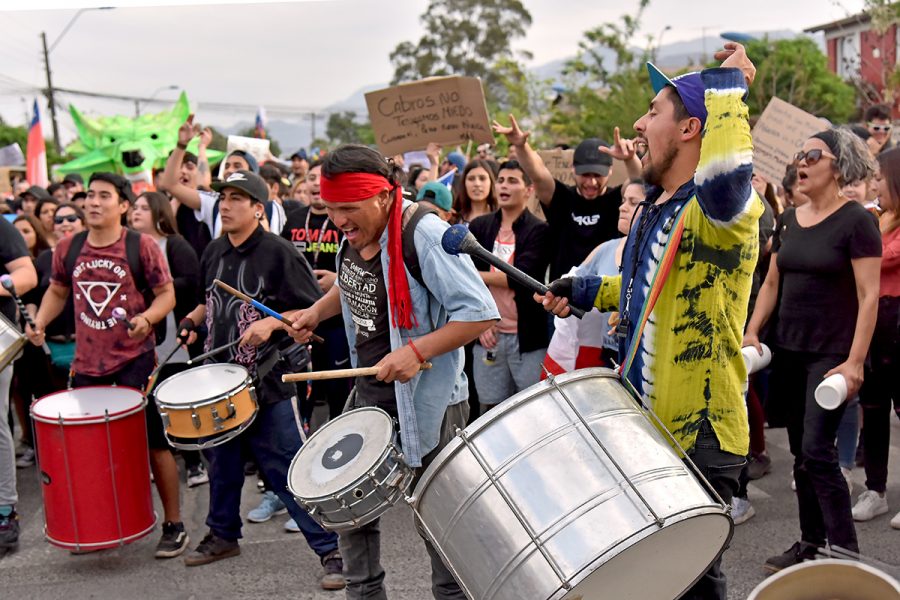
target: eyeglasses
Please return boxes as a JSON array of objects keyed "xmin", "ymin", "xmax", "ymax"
[
  {"xmin": 869, "ymin": 123, "xmax": 892, "ymax": 132},
  {"xmin": 54, "ymin": 215, "xmax": 80, "ymax": 224},
  {"xmin": 793, "ymin": 149, "xmax": 836, "ymax": 166}
]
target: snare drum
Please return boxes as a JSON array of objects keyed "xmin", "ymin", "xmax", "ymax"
[
  {"xmin": 412, "ymin": 368, "xmax": 733, "ymax": 600},
  {"xmin": 153, "ymin": 363, "xmax": 258, "ymax": 450},
  {"xmin": 748, "ymin": 559, "xmax": 900, "ymax": 600},
  {"xmin": 32, "ymin": 387, "xmax": 156, "ymax": 551},
  {"xmin": 288, "ymin": 407, "xmax": 414, "ymax": 531},
  {"xmin": 0, "ymin": 311, "xmax": 26, "ymax": 372}
]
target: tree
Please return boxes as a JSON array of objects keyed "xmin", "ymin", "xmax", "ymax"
[
  {"xmin": 0, "ymin": 122, "xmax": 67, "ymax": 168},
  {"xmin": 238, "ymin": 126, "xmax": 281, "ymax": 157},
  {"xmin": 325, "ymin": 111, "xmax": 375, "ymax": 146},
  {"xmin": 389, "ymin": 0, "xmax": 533, "ymax": 106},
  {"xmin": 743, "ymin": 37, "xmax": 856, "ymax": 122}
]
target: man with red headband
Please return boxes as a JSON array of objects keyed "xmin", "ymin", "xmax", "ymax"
[{"xmin": 287, "ymin": 145, "xmax": 498, "ymax": 599}]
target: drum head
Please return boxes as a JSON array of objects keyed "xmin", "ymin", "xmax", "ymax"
[
  {"xmin": 748, "ymin": 559, "xmax": 900, "ymax": 600},
  {"xmin": 289, "ymin": 407, "xmax": 395, "ymax": 499},
  {"xmin": 32, "ymin": 387, "xmax": 145, "ymax": 421},
  {"xmin": 154, "ymin": 364, "xmax": 249, "ymax": 405}
]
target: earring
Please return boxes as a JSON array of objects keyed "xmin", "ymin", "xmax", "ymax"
[{"xmin": 255, "ymin": 212, "xmax": 262, "ymax": 218}]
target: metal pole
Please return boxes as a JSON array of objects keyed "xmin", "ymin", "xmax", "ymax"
[{"xmin": 41, "ymin": 32, "xmax": 62, "ymax": 155}]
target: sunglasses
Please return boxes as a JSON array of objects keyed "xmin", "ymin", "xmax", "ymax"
[
  {"xmin": 54, "ymin": 214, "xmax": 80, "ymax": 224},
  {"xmin": 793, "ymin": 149, "xmax": 836, "ymax": 166},
  {"xmin": 869, "ymin": 123, "xmax": 892, "ymax": 132}
]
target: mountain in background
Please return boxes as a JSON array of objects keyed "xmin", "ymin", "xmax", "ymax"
[{"xmin": 224, "ymin": 30, "xmax": 812, "ymax": 155}]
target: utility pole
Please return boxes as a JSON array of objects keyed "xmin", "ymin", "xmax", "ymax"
[
  {"xmin": 41, "ymin": 31, "xmax": 62, "ymax": 155},
  {"xmin": 309, "ymin": 111, "xmax": 317, "ymax": 147}
]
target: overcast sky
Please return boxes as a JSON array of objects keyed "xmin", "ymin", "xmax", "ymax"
[{"xmin": 0, "ymin": 0, "xmax": 865, "ymax": 146}]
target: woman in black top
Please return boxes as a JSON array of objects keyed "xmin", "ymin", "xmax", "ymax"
[{"xmin": 745, "ymin": 128, "xmax": 881, "ymax": 570}]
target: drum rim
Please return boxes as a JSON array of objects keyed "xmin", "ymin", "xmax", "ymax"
[
  {"xmin": 44, "ymin": 512, "xmax": 159, "ymax": 550},
  {"xmin": 154, "ymin": 363, "xmax": 252, "ymax": 408},
  {"xmin": 31, "ymin": 386, "xmax": 147, "ymax": 424},
  {"xmin": 288, "ymin": 406, "xmax": 397, "ymax": 501},
  {"xmin": 747, "ymin": 558, "xmax": 900, "ymax": 599}
]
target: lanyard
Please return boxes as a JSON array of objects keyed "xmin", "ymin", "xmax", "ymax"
[{"xmin": 304, "ymin": 209, "xmax": 331, "ymax": 269}]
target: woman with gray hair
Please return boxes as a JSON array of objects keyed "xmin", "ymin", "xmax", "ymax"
[{"xmin": 743, "ymin": 127, "xmax": 882, "ymax": 571}]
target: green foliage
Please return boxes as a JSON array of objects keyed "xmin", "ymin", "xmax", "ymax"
[
  {"xmin": 325, "ymin": 111, "xmax": 375, "ymax": 146},
  {"xmin": 863, "ymin": 0, "xmax": 900, "ymax": 104},
  {"xmin": 0, "ymin": 122, "xmax": 67, "ymax": 168},
  {"xmin": 741, "ymin": 37, "xmax": 856, "ymax": 122},
  {"xmin": 389, "ymin": 0, "xmax": 533, "ymax": 108},
  {"xmin": 545, "ymin": 0, "xmax": 655, "ymax": 144}
]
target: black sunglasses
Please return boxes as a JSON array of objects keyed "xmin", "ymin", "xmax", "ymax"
[
  {"xmin": 793, "ymin": 149, "xmax": 836, "ymax": 166},
  {"xmin": 54, "ymin": 215, "xmax": 80, "ymax": 224}
]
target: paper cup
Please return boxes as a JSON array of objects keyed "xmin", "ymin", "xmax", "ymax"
[
  {"xmin": 742, "ymin": 344, "xmax": 772, "ymax": 374},
  {"xmin": 815, "ymin": 374, "xmax": 848, "ymax": 410}
]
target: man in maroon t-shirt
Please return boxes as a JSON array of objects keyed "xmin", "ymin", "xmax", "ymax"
[{"xmin": 26, "ymin": 173, "xmax": 187, "ymax": 558}]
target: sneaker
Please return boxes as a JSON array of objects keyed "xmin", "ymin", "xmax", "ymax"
[
  {"xmin": 15, "ymin": 447, "xmax": 35, "ymax": 469},
  {"xmin": 183, "ymin": 532, "xmax": 240, "ymax": 566},
  {"xmin": 284, "ymin": 518, "xmax": 300, "ymax": 533},
  {"xmin": 186, "ymin": 464, "xmax": 209, "ymax": 488},
  {"xmin": 852, "ymin": 490, "xmax": 889, "ymax": 522},
  {"xmin": 320, "ymin": 550, "xmax": 345, "ymax": 590},
  {"xmin": 841, "ymin": 467, "xmax": 853, "ymax": 495},
  {"xmin": 731, "ymin": 496, "xmax": 756, "ymax": 525},
  {"xmin": 746, "ymin": 453, "xmax": 772, "ymax": 480},
  {"xmin": 247, "ymin": 491, "xmax": 286, "ymax": 523},
  {"xmin": 155, "ymin": 521, "xmax": 189, "ymax": 558},
  {"xmin": 0, "ymin": 510, "xmax": 19, "ymax": 550},
  {"xmin": 891, "ymin": 510, "xmax": 900, "ymax": 530},
  {"xmin": 764, "ymin": 541, "xmax": 820, "ymax": 573}
]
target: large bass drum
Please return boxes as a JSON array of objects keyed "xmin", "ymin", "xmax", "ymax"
[{"xmin": 412, "ymin": 368, "xmax": 732, "ymax": 600}]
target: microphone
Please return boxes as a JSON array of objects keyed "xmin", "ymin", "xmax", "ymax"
[
  {"xmin": 1, "ymin": 274, "xmax": 51, "ymax": 356},
  {"xmin": 440, "ymin": 225, "xmax": 585, "ymax": 319},
  {"xmin": 112, "ymin": 307, "xmax": 136, "ymax": 330}
]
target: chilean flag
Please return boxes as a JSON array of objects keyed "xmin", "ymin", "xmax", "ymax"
[
  {"xmin": 254, "ymin": 106, "xmax": 267, "ymax": 139},
  {"xmin": 26, "ymin": 99, "xmax": 48, "ymax": 188}
]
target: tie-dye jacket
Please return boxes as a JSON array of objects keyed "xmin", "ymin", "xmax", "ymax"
[{"xmin": 572, "ymin": 68, "xmax": 762, "ymax": 456}]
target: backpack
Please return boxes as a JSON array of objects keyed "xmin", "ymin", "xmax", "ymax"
[
  {"xmin": 64, "ymin": 230, "xmax": 166, "ymax": 344},
  {"xmin": 401, "ymin": 202, "xmax": 438, "ymax": 289}
]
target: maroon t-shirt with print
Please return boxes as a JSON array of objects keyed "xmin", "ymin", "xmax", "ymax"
[{"xmin": 52, "ymin": 229, "xmax": 172, "ymax": 376}]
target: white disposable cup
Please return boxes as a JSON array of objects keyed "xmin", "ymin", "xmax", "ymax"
[
  {"xmin": 815, "ymin": 374, "xmax": 848, "ymax": 410},
  {"xmin": 742, "ymin": 344, "xmax": 772, "ymax": 374}
]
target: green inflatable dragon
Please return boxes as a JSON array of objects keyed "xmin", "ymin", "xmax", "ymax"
[{"xmin": 54, "ymin": 92, "xmax": 223, "ymax": 189}]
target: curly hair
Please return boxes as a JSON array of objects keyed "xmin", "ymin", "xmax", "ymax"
[{"xmin": 812, "ymin": 127, "xmax": 876, "ymax": 186}]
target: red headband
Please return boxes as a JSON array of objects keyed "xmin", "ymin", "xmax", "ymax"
[{"xmin": 321, "ymin": 171, "xmax": 417, "ymax": 329}]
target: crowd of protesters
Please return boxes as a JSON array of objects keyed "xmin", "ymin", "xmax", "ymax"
[{"xmin": 0, "ymin": 50, "xmax": 898, "ymax": 599}]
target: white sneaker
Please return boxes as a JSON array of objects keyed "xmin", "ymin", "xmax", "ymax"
[
  {"xmin": 841, "ymin": 467, "xmax": 853, "ymax": 495},
  {"xmin": 731, "ymin": 496, "xmax": 756, "ymax": 525},
  {"xmin": 852, "ymin": 490, "xmax": 889, "ymax": 522},
  {"xmin": 284, "ymin": 518, "xmax": 300, "ymax": 533},
  {"xmin": 891, "ymin": 510, "xmax": 900, "ymax": 530}
]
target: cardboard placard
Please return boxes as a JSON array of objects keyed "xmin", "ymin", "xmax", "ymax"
[
  {"xmin": 218, "ymin": 135, "xmax": 271, "ymax": 179},
  {"xmin": 537, "ymin": 148, "xmax": 629, "ymax": 189},
  {"xmin": 366, "ymin": 76, "xmax": 493, "ymax": 156},
  {"xmin": 751, "ymin": 97, "xmax": 830, "ymax": 185}
]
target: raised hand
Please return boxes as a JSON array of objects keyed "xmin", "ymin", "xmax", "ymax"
[
  {"xmin": 714, "ymin": 42, "xmax": 756, "ymax": 86},
  {"xmin": 178, "ymin": 114, "xmax": 201, "ymax": 146},
  {"xmin": 492, "ymin": 114, "xmax": 530, "ymax": 147},
  {"xmin": 425, "ymin": 142, "xmax": 442, "ymax": 166},
  {"xmin": 599, "ymin": 127, "xmax": 636, "ymax": 161},
  {"xmin": 199, "ymin": 127, "xmax": 213, "ymax": 149}
]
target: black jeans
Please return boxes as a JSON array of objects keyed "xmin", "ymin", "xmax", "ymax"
[
  {"xmin": 859, "ymin": 296, "xmax": 900, "ymax": 493},
  {"xmin": 680, "ymin": 419, "xmax": 746, "ymax": 600},
  {"xmin": 778, "ymin": 349, "xmax": 859, "ymax": 552}
]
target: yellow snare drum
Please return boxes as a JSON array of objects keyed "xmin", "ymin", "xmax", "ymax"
[{"xmin": 153, "ymin": 364, "xmax": 258, "ymax": 450}]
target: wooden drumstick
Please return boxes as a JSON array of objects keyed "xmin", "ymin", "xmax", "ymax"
[
  {"xmin": 282, "ymin": 362, "xmax": 432, "ymax": 382},
  {"xmin": 213, "ymin": 279, "xmax": 323, "ymax": 343}
]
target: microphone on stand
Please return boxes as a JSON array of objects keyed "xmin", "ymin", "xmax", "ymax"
[{"xmin": 440, "ymin": 224, "xmax": 585, "ymax": 319}]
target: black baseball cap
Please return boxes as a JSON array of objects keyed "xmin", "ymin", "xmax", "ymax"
[
  {"xmin": 89, "ymin": 172, "xmax": 136, "ymax": 203},
  {"xmin": 212, "ymin": 170, "xmax": 268, "ymax": 203},
  {"xmin": 573, "ymin": 138, "xmax": 613, "ymax": 176},
  {"xmin": 23, "ymin": 185, "xmax": 51, "ymax": 201},
  {"xmin": 63, "ymin": 173, "xmax": 84, "ymax": 186}
]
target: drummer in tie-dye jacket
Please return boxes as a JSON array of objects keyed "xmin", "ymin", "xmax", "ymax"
[{"xmin": 539, "ymin": 41, "xmax": 762, "ymax": 600}]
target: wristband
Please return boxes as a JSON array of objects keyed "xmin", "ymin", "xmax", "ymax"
[
  {"xmin": 137, "ymin": 314, "xmax": 152, "ymax": 328},
  {"xmin": 178, "ymin": 318, "xmax": 195, "ymax": 334},
  {"xmin": 176, "ymin": 141, "xmax": 188, "ymax": 150},
  {"xmin": 407, "ymin": 339, "xmax": 426, "ymax": 363}
]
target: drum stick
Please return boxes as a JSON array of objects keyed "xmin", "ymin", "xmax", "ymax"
[
  {"xmin": 112, "ymin": 307, "xmax": 136, "ymax": 330},
  {"xmin": 282, "ymin": 362, "xmax": 432, "ymax": 382},
  {"xmin": 0, "ymin": 274, "xmax": 51, "ymax": 356},
  {"xmin": 213, "ymin": 279, "xmax": 324, "ymax": 343},
  {"xmin": 144, "ymin": 340, "xmax": 186, "ymax": 397},
  {"xmin": 186, "ymin": 338, "xmax": 242, "ymax": 365}
]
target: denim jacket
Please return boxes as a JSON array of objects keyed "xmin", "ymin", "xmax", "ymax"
[{"xmin": 336, "ymin": 201, "xmax": 499, "ymax": 466}]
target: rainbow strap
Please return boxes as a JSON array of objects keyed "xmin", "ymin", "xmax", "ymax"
[{"xmin": 619, "ymin": 200, "xmax": 692, "ymax": 377}]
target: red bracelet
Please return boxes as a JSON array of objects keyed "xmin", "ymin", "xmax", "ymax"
[{"xmin": 407, "ymin": 339, "xmax": 426, "ymax": 363}]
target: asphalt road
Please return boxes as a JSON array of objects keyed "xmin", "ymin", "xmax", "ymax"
[{"xmin": 2, "ymin": 418, "xmax": 898, "ymax": 599}]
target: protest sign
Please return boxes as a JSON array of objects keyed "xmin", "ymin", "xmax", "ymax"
[
  {"xmin": 218, "ymin": 135, "xmax": 271, "ymax": 178},
  {"xmin": 0, "ymin": 143, "xmax": 24, "ymax": 167},
  {"xmin": 751, "ymin": 97, "xmax": 830, "ymax": 184},
  {"xmin": 366, "ymin": 76, "xmax": 493, "ymax": 156},
  {"xmin": 537, "ymin": 147, "xmax": 629, "ymax": 188}
]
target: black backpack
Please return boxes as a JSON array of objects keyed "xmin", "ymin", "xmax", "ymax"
[
  {"xmin": 401, "ymin": 202, "xmax": 438, "ymax": 289},
  {"xmin": 64, "ymin": 230, "xmax": 166, "ymax": 344}
]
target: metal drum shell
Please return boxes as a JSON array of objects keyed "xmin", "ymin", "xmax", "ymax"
[
  {"xmin": 413, "ymin": 368, "xmax": 733, "ymax": 600},
  {"xmin": 0, "ymin": 311, "xmax": 26, "ymax": 372}
]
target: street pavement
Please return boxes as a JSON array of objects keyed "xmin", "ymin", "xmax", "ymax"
[{"xmin": 2, "ymin": 418, "xmax": 898, "ymax": 599}]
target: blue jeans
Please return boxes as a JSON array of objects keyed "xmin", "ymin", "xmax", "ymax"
[{"xmin": 202, "ymin": 399, "xmax": 338, "ymax": 557}]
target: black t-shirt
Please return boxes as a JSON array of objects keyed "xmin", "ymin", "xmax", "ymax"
[
  {"xmin": 339, "ymin": 246, "xmax": 395, "ymax": 415},
  {"xmin": 280, "ymin": 206, "xmax": 343, "ymax": 272},
  {"xmin": 200, "ymin": 225, "xmax": 322, "ymax": 404},
  {"xmin": 544, "ymin": 180, "xmax": 623, "ymax": 280},
  {"xmin": 25, "ymin": 248, "xmax": 75, "ymax": 338},
  {"xmin": 0, "ymin": 218, "xmax": 29, "ymax": 322},
  {"xmin": 773, "ymin": 203, "xmax": 881, "ymax": 355},
  {"xmin": 176, "ymin": 202, "xmax": 212, "ymax": 260}
]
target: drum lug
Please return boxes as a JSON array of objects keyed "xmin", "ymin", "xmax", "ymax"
[
  {"xmin": 160, "ymin": 412, "xmax": 170, "ymax": 429},
  {"xmin": 191, "ymin": 409, "xmax": 201, "ymax": 430},
  {"xmin": 226, "ymin": 400, "xmax": 236, "ymax": 420},
  {"xmin": 211, "ymin": 407, "xmax": 225, "ymax": 432}
]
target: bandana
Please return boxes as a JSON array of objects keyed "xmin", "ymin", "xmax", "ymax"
[{"xmin": 320, "ymin": 172, "xmax": 416, "ymax": 329}]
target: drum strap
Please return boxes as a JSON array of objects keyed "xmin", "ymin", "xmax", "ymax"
[{"xmin": 619, "ymin": 200, "xmax": 690, "ymax": 377}]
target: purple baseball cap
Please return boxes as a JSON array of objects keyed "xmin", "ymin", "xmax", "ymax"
[{"xmin": 647, "ymin": 62, "xmax": 707, "ymax": 128}]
